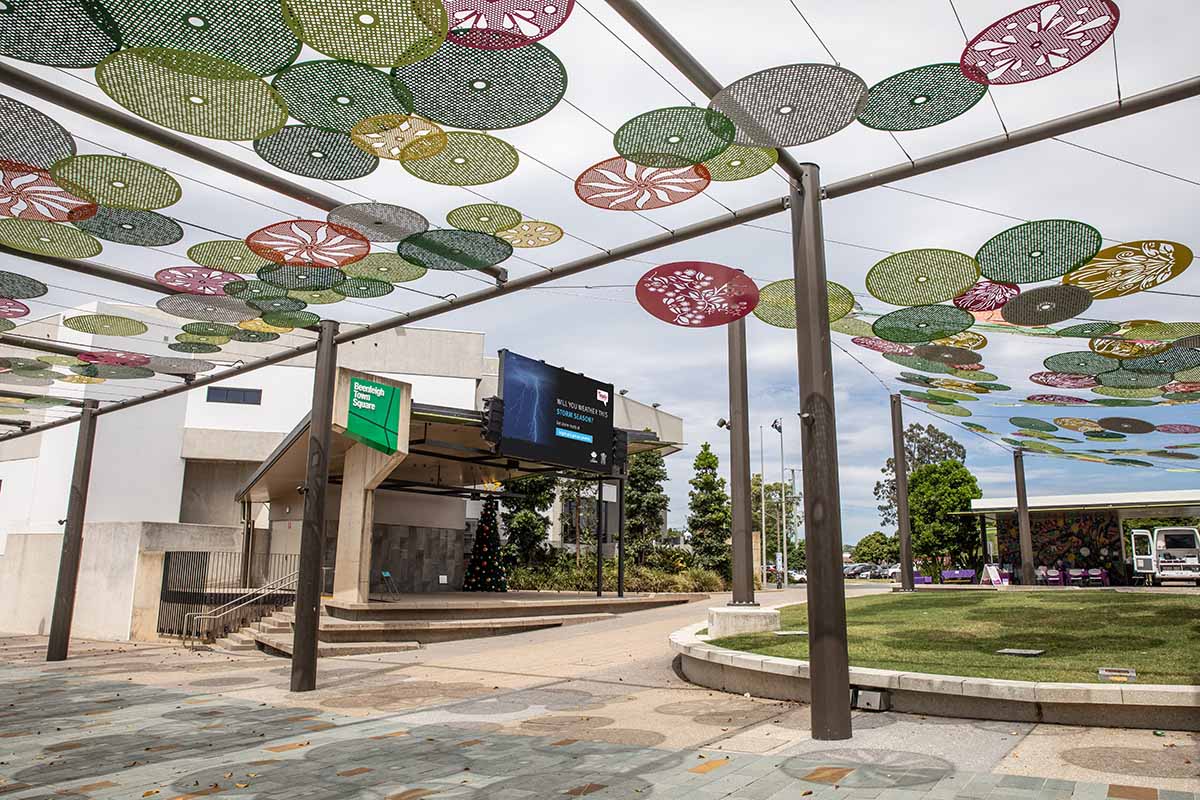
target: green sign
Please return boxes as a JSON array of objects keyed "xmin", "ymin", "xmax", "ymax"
[{"xmin": 346, "ymin": 376, "xmax": 403, "ymax": 455}]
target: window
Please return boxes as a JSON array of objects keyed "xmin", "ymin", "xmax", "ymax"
[
  {"xmin": 206, "ymin": 386, "xmax": 262, "ymax": 405},
  {"xmin": 1162, "ymin": 531, "xmax": 1198, "ymax": 550}
]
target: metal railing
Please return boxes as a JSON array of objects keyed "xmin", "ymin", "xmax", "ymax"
[{"xmin": 183, "ymin": 569, "xmax": 298, "ymax": 647}]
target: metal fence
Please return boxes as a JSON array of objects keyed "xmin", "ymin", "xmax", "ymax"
[{"xmin": 156, "ymin": 551, "xmax": 298, "ymax": 638}]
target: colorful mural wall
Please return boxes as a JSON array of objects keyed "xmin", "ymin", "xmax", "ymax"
[{"xmin": 997, "ymin": 511, "xmax": 1128, "ymax": 583}]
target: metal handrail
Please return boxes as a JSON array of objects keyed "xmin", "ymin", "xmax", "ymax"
[{"xmin": 183, "ymin": 570, "xmax": 298, "ymax": 647}]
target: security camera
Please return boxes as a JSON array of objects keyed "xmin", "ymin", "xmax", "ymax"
[{"xmin": 717, "ymin": 418, "xmax": 729, "ymax": 429}]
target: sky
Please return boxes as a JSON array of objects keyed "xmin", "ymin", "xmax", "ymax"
[{"xmin": 3, "ymin": 0, "xmax": 1200, "ymax": 544}]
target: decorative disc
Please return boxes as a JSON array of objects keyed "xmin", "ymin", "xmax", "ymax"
[
  {"xmin": 334, "ymin": 276, "xmax": 392, "ymax": 298},
  {"xmin": 1096, "ymin": 369, "xmax": 1170, "ymax": 390},
  {"xmin": 329, "ymin": 202, "xmax": 427, "ymax": 242},
  {"xmin": 1000, "ymin": 284, "xmax": 1092, "ymax": 326},
  {"xmin": 1063, "ymin": 240, "xmax": 1192, "ymax": 299},
  {"xmin": 496, "ymin": 221, "xmax": 562, "ymax": 248},
  {"xmin": 1163, "ymin": 381, "xmax": 1200, "ymax": 395},
  {"xmin": 73, "ymin": 207, "xmax": 184, "ymax": 246},
  {"xmin": 873, "ymin": 305, "xmax": 974, "ymax": 344},
  {"xmin": 752, "ymin": 279, "xmax": 852, "ymax": 328},
  {"xmin": 866, "ymin": 249, "xmax": 980, "ymax": 306},
  {"xmin": 253, "ymin": 125, "xmax": 378, "ymax": 180},
  {"xmin": 50, "ymin": 155, "xmax": 181, "ymax": 211},
  {"xmin": 1092, "ymin": 386, "xmax": 1163, "ymax": 399},
  {"xmin": 952, "ymin": 278, "xmax": 1019, "ymax": 312},
  {"xmin": 397, "ymin": 229, "xmax": 512, "ymax": 271},
  {"xmin": 0, "ymin": 162, "xmax": 96, "ymax": 222},
  {"xmin": 961, "ymin": 0, "xmax": 1120, "ymax": 86},
  {"xmin": 934, "ymin": 330, "xmax": 988, "ymax": 350},
  {"xmin": 708, "ymin": 63, "xmax": 867, "ymax": 147},
  {"xmin": 701, "ymin": 144, "xmax": 778, "ymax": 182},
  {"xmin": 1122, "ymin": 321, "xmax": 1200, "ymax": 342},
  {"xmin": 257, "ymin": 264, "xmax": 347, "ymax": 291},
  {"xmin": 1099, "ymin": 416, "xmax": 1155, "ymax": 435},
  {"xmin": 400, "ymin": 131, "xmax": 518, "ymax": 186},
  {"xmin": 1123, "ymin": 348, "xmax": 1200, "ymax": 375},
  {"xmin": 251, "ymin": 295, "xmax": 307, "ymax": 313},
  {"xmin": 446, "ymin": 203, "xmax": 521, "ymax": 234},
  {"xmin": 343, "ymin": 252, "xmax": 425, "ymax": 283},
  {"xmin": 101, "ymin": 0, "xmax": 301, "ymax": 75},
  {"xmin": 280, "ymin": 0, "xmax": 448, "ymax": 68},
  {"xmin": 287, "ymin": 288, "xmax": 340, "ymax": 304},
  {"xmin": 155, "ymin": 266, "xmax": 241, "ymax": 295},
  {"xmin": 170, "ymin": 341, "xmax": 221, "ymax": 353},
  {"xmin": 261, "ymin": 309, "xmax": 319, "ymax": 328},
  {"xmin": 858, "ymin": 63, "xmax": 988, "ymax": 131},
  {"xmin": 188, "ymin": 239, "xmax": 272, "ymax": 273},
  {"xmin": 246, "ymin": 220, "xmax": 369, "ymax": 267},
  {"xmin": 614, "ymin": 107, "xmax": 735, "ymax": 169},
  {"xmin": 635, "ymin": 262, "xmax": 759, "ymax": 328},
  {"xmin": 885, "ymin": 354, "xmax": 955, "ymax": 375},
  {"xmin": 219, "ymin": 278, "xmax": 286, "ymax": 303},
  {"xmin": 70, "ymin": 364, "xmax": 154, "ymax": 380},
  {"xmin": 0, "ymin": 95, "xmax": 76, "ymax": 170},
  {"xmin": 1089, "ymin": 336, "xmax": 1170, "ymax": 360},
  {"xmin": 392, "ymin": 35, "xmax": 566, "ymax": 130},
  {"xmin": 349, "ymin": 114, "xmax": 446, "ymax": 161},
  {"xmin": 1010, "ymin": 416, "xmax": 1057, "ymax": 432},
  {"xmin": 1058, "ymin": 321, "xmax": 1119, "ymax": 338},
  {"xmin": 271, "ymin": 59, "xmax": 413, "ymax": 132},
  {"xmin": 1030, "ymin": 371, "xmax": 1098, "ymax": 389},
  {"xmin": 1054, "ymin": 417, "xmax": 1103, "ymax": 432},
  {"xmin": 144, "ymin": 355, "xmax": 216, "ymax": 374},
  {"xmin": 852, "ymin": 337, "xmax": 913, "ymax": 355},
  {"xmin": 0, "ymin": 271, "xmax": 47, "ymax": 299},
  {"xmin": 0, "ymin": 0, "xmax": 120, "ymax": 68},
  {"xmin": 830, "ymin": 316, "xmax": 874, "ymax": 337},
  {"xmin": 1044, "ymin": 350, "xmax": 1120, "ymax": 375},
  {"xmin": 1158, "ymin": 424, "xmax": 1200, "ymax": 435},
  {"xmin": 95, "ymin": 48, "xmax": 289, "ymax": 141},
  {"xmin": 181, "ymin": 321, "xmax": 238, "ymax": 337},
  {"xmin": 239, "ymin": 318, "xmax": 291, "ymax": 334},
  {"xmin": 1089, "ymin": 399, "xmax": 1154, "ymax": 408},
  {"xmin": 0, "ymin": 298, "xmax": 29, "ymax": 318},
  {"xmin": 156, "ymin": 294, "xmax": 258, "ymax": 323},
  {"xmin": 444, "ymin": 0, "xmax": 574, "ymax": 48},
  {"xmin": 930, "ymin": 403, "xmax": 971, "ymax": 418},
  {"xmin": 229, "ymin": 329, "xmax": 279, "ymax": 343},
  {"xmin": 0, "ymin": 218, "xmax": 102, "ymax": 258},
  {"xmin": 575, "ymin": 157, "xmax": 709, "ymax": 211},
  {"xmin": 913, "ymin": 344, "xmax": 982, "ymax": 366},
  {"xmin": 976, "ymin": 219, "xmax": 1102, "ymax": 284},
  {"xmin": 176, "ymin": 332, "xmax": 229, "ymax": 346},
  {"xmin": 63, "ymin": 313, "xmax": 148, "ymax": 336},
  {"xmin": 0, "ymin": 371, "xmax": 53, "ymax": 386}
]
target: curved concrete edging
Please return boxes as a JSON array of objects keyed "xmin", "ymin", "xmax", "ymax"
[{"xmin": 670, "ymin": 620, "xmax": 1200, "ymax": 731}]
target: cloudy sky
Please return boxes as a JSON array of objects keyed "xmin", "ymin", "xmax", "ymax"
[{"xmin": 4, "ymin": 0, "xmax": 1200, "ymax": 542}]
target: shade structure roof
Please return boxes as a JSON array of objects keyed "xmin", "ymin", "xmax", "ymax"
[{"xmin": 970, "ymin": 488, "xmax": 1200, "ymax": 517}]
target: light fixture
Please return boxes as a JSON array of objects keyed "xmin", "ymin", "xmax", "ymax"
[
  {"xmin": 618, "ymin": 388, "xmax": 629, "ymax": 396},
  {"xmin": 717, "ymin": 417, "xmax": 729, "ymax": 429},
  {"xmin": 651, "ymin": 402, "xmax": 661, "ymax": 408}
]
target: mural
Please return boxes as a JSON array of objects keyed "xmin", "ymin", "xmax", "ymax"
[{"xmin": 997, "ymin": 511, "xmax": 1128, "ymax": 583}]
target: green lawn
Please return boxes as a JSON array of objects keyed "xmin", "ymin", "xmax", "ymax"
[{"xmin": 709, "ymin": 592, "xmax": 1200, "ymax": 685}]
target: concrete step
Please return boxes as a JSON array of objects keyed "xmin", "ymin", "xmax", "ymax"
[
  {"xmin": 214, "ymin": 633, "xmax": 257, "ymax": 653},
  {"xmin": 254, "ymin": 618, "xmax": 292, "ymax": 634},
  {"xmin": 326, "ymin": 594, "xmax": 702, "ymax": 622},
  {"xmin": 270, "ymin": 611, "xmax": 615, "ymax": 644},
  {"xmin": 250, "ymin": 631, "xmax": 421, "ymax": 658}
]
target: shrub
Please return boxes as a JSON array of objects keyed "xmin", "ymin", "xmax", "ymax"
[{"xmin": 505, "ymin": 557, "xmax": 724, "ymax": 593}]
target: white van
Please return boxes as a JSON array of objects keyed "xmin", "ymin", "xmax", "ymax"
[{"xmin": 1131, "ymin": 527, "xmax": 1200, "ymax": 585}]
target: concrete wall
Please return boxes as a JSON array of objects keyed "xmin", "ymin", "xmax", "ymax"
[
  {"xmin": 180, "ymin": 460, "xmax": 260, "ymax": 527},
  {"xmin": 372, "ymin": 524, "xmax": 465, "ymax": 592}
]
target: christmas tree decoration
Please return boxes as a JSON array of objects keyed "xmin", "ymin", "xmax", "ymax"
[{"xmin": 462, "ymin": 494, "xmax": 507, "ymax": 593}]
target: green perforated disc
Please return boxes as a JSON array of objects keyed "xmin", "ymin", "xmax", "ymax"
[
  {"xmin": 71, "ymin": 364, "xmax": 154, "ymax": 379},
  {"xmin": 753, "ymin": 279, "xmax": 852, "ymax": 328},
  {"xmin": 883, "ymin": 354, "xmax": 955, "ymax": 375},
  {"xmin": 223, "ymin": 278, "xmax": 288, "ymax": 302},
  {"xmin": 64, "ymin": 314, "xmax": 148, "ymax": 336},
  {"xmin": 929, "ymin": 389, "xmax": 978, "ymax": 403},
  {"xmin": 614, "ymin": 106, "xmax": 735, "ymax": 168},
  {"xmin": 288, "ymin": 288, "xmax": 342, "ymax": 304},
  {"xmin": 446, "ymin": 203, "xmax": 521, "ymax": 234},
  {"xmin": 342, "ymin": 252, "xmax": 425, "ymax": 283},
  {"xmin": 100, "ymin": 0, "xmax": 300, "ymax": 75},
  {"xmin": 392, "ymin": 35, "xmax": 565, "ymax": 131},
  {"xmin": 866, "ymin": 249, "xmax": 979, "ymax": 306},
  {"xmin": 930, "ymin": 403, "xmax": 971, "ymax": 417},
  {"xmin": 257, "ymin": 264, "xmax": 347, "ymax": 291},
  {"xmin": 953, "ymin": 369, "xmax": 997, "ymax": 381},
  {"xmin": 1092, "ymin": 386, "xmax": 1164, "ymax": 398},
  {"xmin": 401, "ymin": 131, "xmax": 518, "ymax": 186},
  {"xmin": 37, "ymin": 355, "xmax": 84, "ymax": 367},
  {"xmin": 1057, "ymin": 321, "xmax": 1120, "ymax": 338},
  {"xmin": 830, "ymin": 315, "xmax": 874, "ymax": 337},
  {"xmin": 253, "ymin": 125, "xmax": 378, "ymax": 180},
  {"xmin": 1096, "ymin": 369, "xmax": 1171, "ymax": 389},
  {"xmin": 976, "ymin": 220, "xmax": 1102, "ymax": 284},
  {"xmin": 281, "ymin": 0, "xmax": 447, "ymax": 68},
  {"xmin": 52, "ymin": 155, "xmax": 181, "ymax": 210},
  {"xmin": 1090, "ymin": 399, "xmax": 1156, "ymax": 408},
  {"xmin": 182, "ymin": 321, "xmax": 239, "ymax": 337},
  {"xmin": 272, "ymin": 59, "xmax": 413, "ymax": 132},
  {"xmin": 247, "ymin": 295, "xmax": 304, "ymax": 313},
  {"xmin": 701, "ymin": 144, "xmax": 779, "ymax": 182},
  {"xmin": 1123, "ymin": 321, "xmax": 1200, "ymax": 342},
  {"xmin": 262, "ymin": 309, "xmax": 319, "ymax": 328},
  {"xmin": 1124, "ymin": 348, "xmax": 1200, "ymax": 374},
  {"xmin": 1044, "ymin": 351, "xmax": 1121, "ymax": 376},
  {"xmin": 0, "ymin": 0, "xmax": 120, "ymax": 68},
  {"xmin": 335, "ymin": 276, "xmax": 392, "ymax": 298},
  {"xmin": 176, "ymin": 332, "xmax": 230, "ymax": 345},
  {"xmin": 0, "ymin": 271, "xmax": 48, "ymax": 299},
  {"xmin": 914, "ymin": 344, "xmax": 981, "ymax": 366},
  {"xmin": 72, "ymin": 207, "xmax": 183, "ymax": 246},
  {"xmin": 1010, "ymin": 416, "xmax": 1057, "ymax": 432},
  {"xmin": 0, "ymin": 371, "xmax": 52, "ymax": 386},
  {"xmin": 170, "ymin": 341, "xmax": 221, "ymax": 353},
  {"xmin": 398, "ymin": 229, "xmax": 512, "ymax": 272},
  {"xmin": 96, "ymin": 48, "xmax": 289, "ymax": 140},
  {"xmin": 329, "ymin": 202, "xmax": 427, "ymax": 242},
  {"xmin": 857, "ymin": 63, "xmax": 987, "ymax": 131},
  {"xmin": 157, "ymin": 294, "xmax": 258, "ymax": 323},
  {"xmin": 0, "ymin": 219, "xmax": 101, "ymax": 259},
  {"xmin": 873, "ymin": 305, "xmax": 974, "ymax": 344},
  {"xmin": 229, "ymin": 328, "xmax": 279, "ymax": 343},
  {"xmin": 188, "ymin": 239, "xmax": 272, "ymax": 273},
  {"xmin": 0, "ymin": 95, "xmax": 76, "ymax": 169},
  {"xmin": 973, "ymin": 382, "xmax": 1010, "ymax": 391}
]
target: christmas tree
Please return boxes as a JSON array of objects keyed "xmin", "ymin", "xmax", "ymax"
[{"xmin": 463, "ymin": 495, "xmax": 507, "ymax": 592}]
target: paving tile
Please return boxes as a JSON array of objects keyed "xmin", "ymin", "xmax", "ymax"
[{"xmin": 1108, "ymin": 786, "xmax": 1158, "ymax": 800}]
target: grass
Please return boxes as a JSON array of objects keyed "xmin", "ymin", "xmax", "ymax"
[{"xmin": 709, "ymin": 592, "xmax": 1200, "ymax": 685}]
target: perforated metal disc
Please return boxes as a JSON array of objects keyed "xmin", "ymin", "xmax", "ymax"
[
  {"xmin": 1030, "ymin": 371, "xmax": 1098, "ymax": 389},
  {"xmin": 335, "ymin": 276, "xmax": 393, "ymax": 298},
  {"xmin": 343, "ymin": 252, "xmax": 425, "ymax": 283},
  {"xmin": 976, "ymin": 219, "xmax": 1102, "ymax": 284},
  {"xmin": 156, "ymin": 266, "xmax": 241, "ymax": 294},
  {"xmin": 1158, "ymin": 424, "xmax": 1200, "ymax": 434},
  {"xmin": 0, "ymin": 95, "xmax": 76, "ymax": 170},
  {"xmin": 1090, "ymin": 336, "xmax": 1170, "ymax": 360},
  {"xmin": 1057, "ymin": 321, "xmax": 1119, "ymax": 338},
  {"xmin": 614, "ymin": 106, "xmax": 735, "ymax": 169},
  {"xmin": 144, "ymin": 355, "xmax": 215, "ymax": 374},
  {"xmin": 257, "ymin": 264, "xmax": 347, "ymax": 290},
  {"xmin": 329, "ymin": 202, "xmax": 427, "ymax": 242},
  {"xmin": 752, "ymin": 279, "xmax": 852, "ymax": 328},
  {"xmin": 0, "ymin": 218, "xmax": 102, "ymax": 258},
  {"xmin": 248, "ymin": 294, "xmax": 305, "ymax": 313},
  {"xmin": 0, "ymin": 271, "xmax": 47, "ymax": 299},
  {"xmin": 262, "ymin": 309, "xmax": 319, "ymax": 328},
  {"xmin": 1090, "ymin": 399, "xmax": 1155, "ymax": 408},
  {"xmin": 635, "ymin": 262, "xmax": 759, "ymax": 328},
  {"xmin": 73, "ymin": 207, "xmax": 184, "ymax": 246},
  {"xmin": 253, "ymin": 125, "xmax": 378, "ymax": 180},
  {"xmin": 1063, "ymin": 240, "xmax": 1193, "ymax": 299},
  {"xmin": 287, "ymin": 288, "xmax": 341, "ymax": 304},
  {"xmin": 830, "ymin": 315, "xmax": 874, "ymax": 337},
  {"xmin": 349, "ymin": 114, "xmax": 446, "ymax": 161},
  {"xmin": 852, "ymin": 337, "xmax": 913, "ymax": 355},
  {"xmin": 0, "ymin": 161, "xmax": 96, "ymax": 222},
  {"xmin": 1092, "ymin": 385, "xmax": 1164, "ymax": 399},
  {"xmin": 0, "ymin": 357, "xmax": 45, "ymax": 371},
  {"xmin": 446, "ymin": 203, "xmax": 521, "ymax": 234},
  {"xmin": 1044, "ymin": 350, "xmax": 1120, "ymax": 376},
  {"xmin": 1123, "ymin": 321, "xmax": 1200, "ymax": 342},
  {"xmin": 866, "ymin": 249, "xmax": 980, "ymax": 306},
  {"xmin": 239, "ymin": 317, "xmax": 292, "ymax": 334},
  {"xmin": 51, "ymin": 155, "xmax": 181, "ymax": 211},
  {"xmin": 913, "ymin": 344, "xmax": 982, "ymax": 366},
  {"xmin": 281, "ymin": 0, "xmax": 447, "ymax": 68},
  {"xmin": 1096, "ymin": 369, "xmax": 1170, "ymax": 390},
  {"xmin": 63, "ymin": 314, "xmax": 148, "ymax": 336},
  {"xmin": 858, "ymin": 63, "xmax": 988, "ymax": 131},
  {"xmin": 700, "ymin": 144, "xmax": 779, "ymax": 182},
  {"xmin": 1010, "ymin": 417, "xmax": 1057, "ymax": 433},
  {"xmin": 0, "ymin": 0, "xmax": 120, "ymax": 67},
  {"xmin": 930, "ymin": 403, "xmax": 971, "ymax": 417},
  {"xmin": 400, "ymin": 131, "xmax": 518, "ymax": 186},
  {"xmin": 229, "ymin": 328, "xmax": 279, "ymax": 343},
  {"xmin": 70, "ymin": 363, "xmax": 154, "ymax": 380},
  {"xmin": 169, "ymin": 341, "xmax": 221, "ymax": 353},
  {"xmin": 246, "ymin": 220, "xmax": 369, "ymax": 266},
  {"xmin": 0, "ymin": 371, "xmax": 53, "ymax": 386},
  {"xmin": 182, "ymin": 321, "xmax": 238, "ymax": 337},
  {"xmin": 1000, "ymin": 285, "xmax": 1092, "ymax": 326},
  {"xmin": 497, "ymin": 221, "xmax": 562, "ymax": 248},
  {"xmin": 176, "ymin": 332, "xmax": 229, "ymax": 346},
  {"xmin": 1100, "ymin": 417, "xmax": 1155, "ymax": 435},
  {"xmin": 188, "ymin": 239, "xmax": 272, "ymax": 273},
  {"xmin": 934, "ymin": 330, "xmax": 988, "ymax": 350},
  {"xmin": 884, "ymin": 354, "xmax": 955, "ymax": 375},
  {"xmin": 873, "ymin": 305, "xmax": 974, "ymax": 344},
  {"xmin": 0, "ymin": 298, "xmax": 29, "ymax": 318},
  {"xmin": 1124, "ymin": 348, "xmax": 1200, "ymax": 375},
  {"xmin": 272, "ymin": 59, "xmax": 413, "ymax": 131},
  {"xmin": 101, "ymin": 0, "xmax": 301, "ymax": 75},
  {"xmin": 708, "ymin": 63, "xmax": 867, "ymax": 147},
  {"xmin": 952, "ymin": 279, "xmax": 1019, "ymax": 312},
  {"xmin": 444, "ymin": 0, "xmax": 574, "ymax": 48},
  {"xmin": 397, "ymin": 229, "xmax": 512, "ymax": 271},
  {"xmin": 95, "ymin": 48, "xmax": 289, "ymax": 141},
  {"xmin": 575, "ymin": 157, "xmax": 710, "ymax": 211},
  {"xmin": 156, "ymin": 294, "xmax": 258, "ymax": 323}
]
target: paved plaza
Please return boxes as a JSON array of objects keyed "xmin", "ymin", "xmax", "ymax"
[{"xmin": 1, "ymin": 590, "xmax": 1196, "ymax": 799}]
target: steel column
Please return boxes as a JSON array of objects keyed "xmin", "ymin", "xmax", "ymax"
[
  {"xmin": 46, "ymin": 399, "xmax": 99, "ymax": 662},
  {"xmin": 1013, "ymin": 449, "xmax": 1036, "ymax": 586},
  {"xmin": 291, "ymin": 320, "xmax": 339, "ymax": 693},
  {"xmin": 791, "ymin": 166, "xmax": 852, "ymax": 740},
  {"xmin": 595, "ymin": 479, "xmax": 604, "ymax": 597},
  {"xmin": 616, "ymin": 477, "xmax": 626, "ymax": 598},
  {"xmin": 727, "ymin": 318, "xmax": 755, "ymax": 605},
  {"xmin": 890, "ymin": 395, "xmax": 914, "ymax": 591},
  {"xmin": 979, "ymin": 515, "xmax": 989, "ymax": 563},
  {"xmin": 759, "ymin": 426, "xmax": 767, "ymax": 584},
  {"xmin": 778, "ymin": 425, "xmax": 787, "ymax": 586}
]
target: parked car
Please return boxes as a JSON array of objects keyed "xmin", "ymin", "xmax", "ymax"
[
  {"xmin": 887, "ymin": 564, "xmax": 902, "ymax": 580},
  {"xmin": 789, "ymin": 569, "xmax": 806, "ymax": 584}
]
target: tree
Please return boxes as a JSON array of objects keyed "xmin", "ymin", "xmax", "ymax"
[
  {"xmin": 624, "ymin": 446, "xmax": 670, "ymax": 563},
  {"xmin": 500, "ymin": 474, "xmax": 557, "ymax": 564},
  {"xmin": 788, "ymin": 535, "xmax": 806, "ymax": 571},
  {"xmin": 751, "ymin": 473, "xmax": 802, "ymax": 557},
  {"xmin": 463, "ymin": 495, "xmax": 507, "ymax": 592},
  {"xmin": 907, "ymin": 460, "xmax": 983, "ymax": 580},
  {"xmin": 874, "ymin": 424, "xmax": 967, "ymax": 526},
  {"xmin": 852, "ymin": 531, "xmax": 899, "ymax": 564},
  {"xmin": 686, "ymin": 442, "xmax": 732, "ymax": 578},
  {"xmin": 558, "ymin": 478, "xmax": 597, "ymax": 563}
]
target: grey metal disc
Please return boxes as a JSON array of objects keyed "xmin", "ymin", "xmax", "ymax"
[
  {"xmin": 1000, "ymin": 285, "xmax": 1093, "ymax": 326},
  {"xmin": 328, "ymin": 202, "xmax": 428, "ymax": 242}
]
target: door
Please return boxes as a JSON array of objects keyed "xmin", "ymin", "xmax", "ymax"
[{"xmin": 1130, "ymin": 530, "xmax": 1155, "ymax": 575}]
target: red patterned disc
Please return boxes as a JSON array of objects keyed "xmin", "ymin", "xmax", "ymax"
[
  {"xmin": 78, "ymin": 350, "xmax": 151, "ymax": 367},
  {"xmin": 961, "ymin": 0, "xmax": 1120, "ymax": 86},
  {"xmin": 1158, "ymin": 424, "xmax": 1200, "ymax": 434},
  {"xmin": 1027, "ymin": 394, "xmax": 1088, "ymax": 405},
  {"xmin": 445, "ymin": 0, "xmax": 575, "ymax": 48},
  {"xmin": 246, "ymin": 220, "xmax": 369, "ymax": 267},
  {"xmin": 0, "ymin": 298, "xmax": 30, "ymax": 319},
  {"xmin": 953, "ymin": 278, "xmax": 1019, "ymax": 312},
  {"xmin": 635, "ymin": 262, "xmax": 759, "ymax": 328},
  {"xmin": 1030, "ymin": 371, "xmax": 1099, "ymax": 389},
  {"xmin": 155, "ymin": 266, "xmax": 242, "ymax": 295},
  {"xmin": 0, "ymin": 160, "xmax": 96, "ymax": 222},
  {"xmin": 1163, "ymin": 382, "xmax": 1200, "ymax": 395},
  {"xmin": 851, "ymin": 336, "xmax": 914, "ymax": 356},
  {"xmin": 575, "ymin": 157, "xmax": 710, "ymax": 212},
  {"xmin": 953, "ymin": 362, "xmax": 984, "ymax": 372}
]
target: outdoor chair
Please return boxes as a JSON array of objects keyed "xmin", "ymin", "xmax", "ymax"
[
  {"xmin": 1067, "ymin": 568, "xmax": 1086, "ymax": 586},
  {"xmin": 1034, "ymin": 566, "xmax": 1049, "ymax": 585},
  {"xmin": 1044, "ymin": 568, "xmax": 1063, "ymax": 586},
  {"xmin": 379, "ymin": 570, "xmax": 401, "ymax": 596},
  {"xmin": 1086, "ymin": 568, "xmax": 1106, "ymax": 586}
]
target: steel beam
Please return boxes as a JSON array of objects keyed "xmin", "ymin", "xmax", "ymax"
[
  {"xmin": 595, "ymin": 479, "xmax": 605, "ymax": 597},
  {"xmin": 727, "ymin": 317, "xmax": 755, "ymax": 605},
  {"xmin": 890, "ymin": 395, "xmax": 914, "ymax": 592},
  {"xmin": 616, "ymin": 476, "xmax": 626, "ymax": 598},
  {"xmin": 0, "ymin": 244, "xmax": 176, "ymax": 295},
  {"xmin": 1013, "ymin": 448, "xmax": 1036, "ymax": 586}
]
